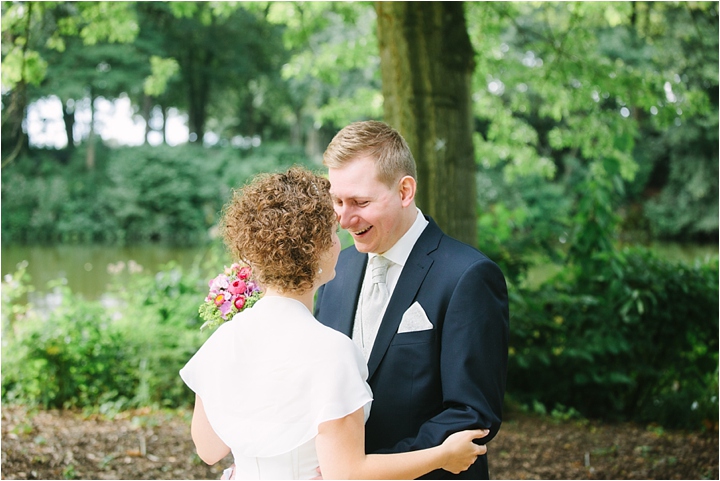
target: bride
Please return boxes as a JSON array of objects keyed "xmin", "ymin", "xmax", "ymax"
[{"xmin": 180, "ymin": 167, "xmax": 487, "ymax": 479}]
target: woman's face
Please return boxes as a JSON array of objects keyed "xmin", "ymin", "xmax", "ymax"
[{"xmin": 318, "ymin": 227, "xmax": 341, "ymax": 286}]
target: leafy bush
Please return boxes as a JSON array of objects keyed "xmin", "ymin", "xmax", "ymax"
[
  {"xmin": 1, "ymin": 143, "xmax": 316, "ymax": 246},
  {"xmin": 108, "ymin": 261, "xmax": 212, "ymax": 407},
  {"xmin": 476, "ymin": 167, "xmax": 571, "ymax": 284},
  {"xmin": 1, "ymin": 259, "xmax": 217, "ymax": 410},
  {"xmin": 508, "ymin": 247, "xmax": 719, "ymax": 428},
  {"xmin": 2, "ymin": 284, "xmax": 136, "ymax": 409}
]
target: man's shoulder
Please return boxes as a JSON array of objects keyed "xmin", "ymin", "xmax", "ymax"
[
  {"xmin": 336, "ymin": 243, "xmax": 366, "ymax": 267},
  {"xmin": 421, "ymin": 220, "xmax": 494, "ymax": 265},
  {"xmin": 438, "ymin": 234, "xmax": 491, "ymax": 261}
]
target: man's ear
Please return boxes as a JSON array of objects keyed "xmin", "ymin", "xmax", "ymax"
[{"xmin": 398, "ymin": 176, "xmax": 416, "ymax": 207}]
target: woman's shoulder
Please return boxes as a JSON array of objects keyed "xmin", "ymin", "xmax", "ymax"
[{"xmin": 311, "ymin": 322, "xmax": 367, "ymax": 376}]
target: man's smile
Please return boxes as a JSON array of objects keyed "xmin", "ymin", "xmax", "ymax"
[{"xmin": 353, "ymin": 226, "xmax": 373, "ymax": 236}]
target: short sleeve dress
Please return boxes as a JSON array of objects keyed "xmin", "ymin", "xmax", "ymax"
[{"xmin": 180, "ymin": 296, "xmax": 373, "ymax": 479}]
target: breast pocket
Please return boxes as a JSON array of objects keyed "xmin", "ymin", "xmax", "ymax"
[{"xmin": 391, "ymin": 329, "xmax": 435, "ymax": 345}]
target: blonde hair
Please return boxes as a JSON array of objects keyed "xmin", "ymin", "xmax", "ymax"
[
  {"xmin": 323, "ymin": 120, "xmax": 417, "ymax": 186},
  {"xmin": 221, "ymin": 167, "xmax": 335, "ymax": 294}
]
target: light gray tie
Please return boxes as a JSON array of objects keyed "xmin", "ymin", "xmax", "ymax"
[{"xmin": 357, "ymin": 255, "xmax": 392, "ymax": 360}]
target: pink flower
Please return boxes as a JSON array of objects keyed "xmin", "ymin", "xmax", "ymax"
[
  {"xmin": 200, "ymin": 263, "xmax": 263, "ymax": 331},
  {"xmin": 228, "ymin": 279, "xmax": 247, "ymax": 295},
  {"xmin": 237, "ymin": 266, "xmax": 252, "ymax": 280},
  {"xmin": 234, "ymin": 296, "xmax": 246, "ymax": 310},
  {"xmin": 214, "ymin": 294, "xmax": 226, "ymax": 307},
  {"xmin": 210, "ymin": 274, "xmax": 230, "ymax": 292}
]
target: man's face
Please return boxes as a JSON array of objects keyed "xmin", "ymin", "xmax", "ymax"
[{"xmin": 328, "ymin": 156, "xmax": 407, "ymax": 255}]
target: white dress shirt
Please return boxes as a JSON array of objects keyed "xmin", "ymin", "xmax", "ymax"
[{"xmin": 352, "ymin": 209, "xmax": 429, "ymax": 356}]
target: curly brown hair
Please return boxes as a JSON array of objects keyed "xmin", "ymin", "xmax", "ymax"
[{"xmin": 220, "ymin": 167, "xmax": 336, "ymax": 294}]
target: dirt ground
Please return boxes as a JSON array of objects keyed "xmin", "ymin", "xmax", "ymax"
[{"xmin": 1, "ymin": 404, "xmax": 717, "ymax": 480}]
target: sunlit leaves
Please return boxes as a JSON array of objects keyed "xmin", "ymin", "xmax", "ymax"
[
  {"xmin": 56, "ymin": 2, "xmax": 139, "ymax": 45},
  {"xmin": 317, "ymin": 87, "xmax": 382, "ymax": 127},
  {"xmin": 465, "ymin": 1, "xmax": 714, "ymax": 187},
  {"xmin": 169, "ymin": 1, "xmax": 239, "ymax": 24},
  {"xmin": 1, "ymin": 47, "xmax": 47, "ymax": 87},
  {"xmin": 266, "ymin": 2, "xmax": 379, "ymax": 127},
  {"xmin": 277, "ymin": 4, "xmax": 377, "ymax": 85},
  {"xmin": 87, "ymin": 5, "xmax": 137, "ymax": 44},
  {"xmin": 1, "ymin": 2, "xmax": 49, "ymax": 88},
  {"xmin": 143, "ymin": 56, "xmax": 179, "ymax": 97},
  {"xmin": 1, "ymin": 2, "xmax": 138, "ymax": 90}
]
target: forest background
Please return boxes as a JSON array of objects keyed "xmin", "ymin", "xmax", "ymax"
[{"xmin": 1, "ymin": 1, "xmax": 718, "ymax": 474}]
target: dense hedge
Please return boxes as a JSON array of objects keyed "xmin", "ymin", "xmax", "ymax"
[
  {"xmin": 2, "ymin": 245, "xmax": 717, "ymax": 428},
  {"xmin": 1, "ymin": 255, "xmax": 219, "ymax": 411},
  {"xmin": 1, "ymin": 145, "xmax": 717, "ymax": 429},
  {"xmin": 1, "ymin": 143, "xmax": 316, "ymax": 245},
  {"xmin": 509, "ymin": 247, "xmax": 718, "ymax": 429}
]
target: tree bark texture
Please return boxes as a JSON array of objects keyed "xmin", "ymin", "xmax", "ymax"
[
  {"xmin": 185, "ymin": 44, "xmax": 212, "ymax": 143},
  {"xmin": 86, "ymin": 90, "xmax": 96, "ymax": 170},
  {"xmin": 375, "ymin": 1, "xmax": 477, "ymax": 247}
]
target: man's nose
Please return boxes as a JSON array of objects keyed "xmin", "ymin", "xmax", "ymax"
[{"xmin": 335, "ymin": 205, "xmax": 354, "ymax": 229}]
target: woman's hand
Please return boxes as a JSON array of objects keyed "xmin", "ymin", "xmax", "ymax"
[{"xmin": 439, "ymin": 429, "xmax": 489, "ymax": 474}]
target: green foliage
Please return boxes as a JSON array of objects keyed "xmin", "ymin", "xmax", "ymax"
[
  {"xmin": 509, "ymin": 247, "xmax": 719, "ymax": 429},
  {"xmin": 109, "ymin": 262, "xmax": 210, "ymax": 407},
  {"xmin": 476, "ymin": 166, "xmax": 571, "ymax": 284},
  {"xmin": 1, "ymin": 259, "xmax": 218, "ymax": 409},
  {"xmin": 1, "ymin": 2, "xmax": 139, "ymax": 90},
  {"xmin": 265, "ymin": 1, "xmax": 380, "ymax": 129},
  {"xmin": 498, "ymin": 149, "xmax": 718, "ymax": 429},
  {"xmin": 143, "ymin": 55, "xmax": 179, "ymax": 97},
  {"xmin": 1, "ymin": 143, "xmax": 314, "ymax": 245},
  {"xmin": 642, "ymin": 113, "xmax": 719, "ymax": 239},
  {"xmin": 1, "ymin": 260, "xmax": 35, "ymax": 338},
  {"xmin": 467, "ymin": 1, "xmax": 718, "ymax": 241},
  {"xmin": 103, "ymin": 145, "xmax": 222, "ymax": 244},
  {"xmin": 54, "ymin": 2, "xmax": 139, "ymax": 46},
  {"xmin": 2, "ymin": 283, "xmax": 135, "ymax": 409}
]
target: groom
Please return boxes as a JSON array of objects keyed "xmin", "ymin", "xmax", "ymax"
[{"xmin": 315, "ymin": 120, "xmax": 509, "ymax": 479}]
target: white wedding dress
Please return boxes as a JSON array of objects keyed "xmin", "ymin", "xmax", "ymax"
[{"xmin": 180, "ymin": 296, "xmax": 373, "ymax": 480}]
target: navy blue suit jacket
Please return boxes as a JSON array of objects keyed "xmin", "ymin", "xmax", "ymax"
[{"xmin": 315, "ymin": 217, "xmax": 509, "ymax": 479}]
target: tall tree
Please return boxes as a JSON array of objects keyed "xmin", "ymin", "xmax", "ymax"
[
  {"xmin": 1, "ymin": 1, "xmax": 139, "ymax": 164},
  {"xmin": 258, "ymin": 1, "xmax": 381, "ymax": 156},
  {"xmin": 376, "ymin": 1, "xmax": 477, "ymax": 246}
]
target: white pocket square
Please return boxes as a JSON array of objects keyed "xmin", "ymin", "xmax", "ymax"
[{"xmin": 398, "ymin": 302, "xmax": 433, "ymax": 333}]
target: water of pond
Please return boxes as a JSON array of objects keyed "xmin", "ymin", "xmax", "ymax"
[
  {"xmin": 1, "ymin": 244, "xmax": 216, "ymax": 301},
  {"xmin": 2, "ymin": 242, "xmax": 717, "ymax": 301}
]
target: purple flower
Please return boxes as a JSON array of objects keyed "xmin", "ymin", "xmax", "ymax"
[
  {"xmin": 219, "ymin": 300, "xmax": 233, "ymax": 318},
  {"xmin": 210, "ymin": 274, "xmax": 230, "ymax": 292}
]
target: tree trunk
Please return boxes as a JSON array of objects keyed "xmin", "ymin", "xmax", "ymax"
[
  {"xmin": 62, "ymin": 98, "xmax": 75, "ymax": 150},
  {"xmin": 1, "ymin": 83, "xmax": 29, "ymax": 167},
  {"xmin": 86, "ymin": 90, "xmax": 96, "ymax": 170},
  {"xmin": 375, "ymin": 1, "xmax": 477, "ymax": 246},
  {"xmin": 290, "ymin": 107, "xmax": 302, "ymax": 147},
  {"xmin": 160, "ymin": 104, "xmax": 168, "ymax": 145},
  {"xmin": 142, "ymin": 95, "xmax": 152, "ymax": 145},
  {"xmin": 186, "ymin": 44, "xmax": 212, "ymax": 144}
]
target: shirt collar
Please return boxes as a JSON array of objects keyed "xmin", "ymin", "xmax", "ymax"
[{"xmin": 369, "ymin": 208, "xmax": 428, "ymax": 268}]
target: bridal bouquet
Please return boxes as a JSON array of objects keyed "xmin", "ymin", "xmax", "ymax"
[{"xmin": 199, "ymin": 263, "xmax": 262, "ymax": 331}]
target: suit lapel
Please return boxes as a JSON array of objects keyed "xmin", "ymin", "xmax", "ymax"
[
  {"xmin": 366, "ymin": 218, "xmax": 443, "ymax": 379},
  {"xmin": 335, "ymin": 247, "xmax": 368, "ymax": 337}
]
